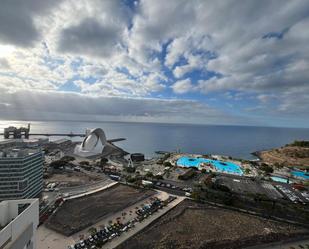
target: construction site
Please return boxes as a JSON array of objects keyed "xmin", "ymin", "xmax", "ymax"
[{"xmin": 46, "ymin": 184, "xmax": 155, "ymax": 236}]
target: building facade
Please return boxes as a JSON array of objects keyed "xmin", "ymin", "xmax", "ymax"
[
  {"xmin": 0, "ymin": 148, "xmax": 43, "ymax": 201},
  {"xmin": 0, "ymin": 199, "xmax": 39, "ymax": 249}
]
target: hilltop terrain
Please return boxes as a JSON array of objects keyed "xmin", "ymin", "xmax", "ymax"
[{"xmin": 255, "ymin": 141, "xmax": 309, "ymax": 168}]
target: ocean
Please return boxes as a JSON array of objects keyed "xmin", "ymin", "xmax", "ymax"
[{"xmin": 1, "ymin": 120, "xmax": 309, "ymax": 160}]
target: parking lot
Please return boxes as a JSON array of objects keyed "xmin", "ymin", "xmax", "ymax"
[
  {"xmin": 215, "ymin": 176, "xmax": 283, "ymax": 200},
  {"xmin": 68, "ymin": 193, "xmax": 181, "ymax": 249},
  {"xmin": 274, "ymin": 184, "xmax": 308, "ymax": 204},
  {"xmin": 46, "ymin": 184, "xmax": 155, "ymax": 236}
]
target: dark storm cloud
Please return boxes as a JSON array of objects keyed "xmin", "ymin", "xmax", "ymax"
[
  {"xmin": 0, "ymin": 0, "xmax": 62, "ymax": 47},
  {"xmin": 58, "ymin": 18, "xmax": 123, "ymax": 58}
]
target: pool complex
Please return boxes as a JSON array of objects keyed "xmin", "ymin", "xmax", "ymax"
[
  {"xmin": 291, "ymin": 171, "xmax": 309, "ymax": 180},
  {"xmin": 270, "ymin": 176, "xmax": 290, "ymax": 184},
  {"xmin": 176, "ymin": 157, "xmax": 243, "ymax": 175}
]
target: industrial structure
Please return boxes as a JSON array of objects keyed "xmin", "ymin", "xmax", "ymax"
[
  {"xmin": 0, "ymin": 199, "xmax": 39, "ymax": 249},
  {"xmin": 130, "ymin": 153, "xmax": 145, "ymax": 162},
  {"xmin": 0, "ymin": 148, "xmax": 44, "ymax": 201},
  {"xmin": 4, "ymin": 124, "xmax": 31, "ymax": 139}
]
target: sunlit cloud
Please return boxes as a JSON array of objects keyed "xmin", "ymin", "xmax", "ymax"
[{"xmin": 0, "ymin": 0, "xmax": 308, "ymax": 127}]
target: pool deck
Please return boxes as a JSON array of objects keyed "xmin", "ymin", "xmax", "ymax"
[
  {"xmin": 176, "ymin": 156, "xmax": 244, "ymax": 175},
  {"xmin": 291, "ymin": 170, "xmax": 309, "ymax": 180}
]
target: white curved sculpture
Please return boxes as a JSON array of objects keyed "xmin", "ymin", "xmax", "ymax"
[{"xmin": 74, "ymin": 128, "xmax": 108, "ymax": 158}]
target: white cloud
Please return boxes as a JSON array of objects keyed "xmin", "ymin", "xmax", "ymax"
[
  {"xmin": 0, "ymin": 0, "xmax": 309, "ymax": 126},
  {"xmin": 171, "ymin": 79, "xmax": 194, "ymax": 94}
]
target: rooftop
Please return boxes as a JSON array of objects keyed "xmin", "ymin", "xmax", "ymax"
[
  {"xmin": 51, "ymin": 138, "xmax": 72, "ymax": 144},
  {"xmin": 0, "ymin": 199, "xmax": 39, "ymax": 248},
  {"xmin": 0, "ymin": 147, "xmax": 41, "ymax": 159}
]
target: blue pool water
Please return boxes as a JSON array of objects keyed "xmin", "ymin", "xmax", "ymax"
[
  {"xmin": 176, "ymin": 157, "xmax": 243, "ymax": 175},
  {"xmin": 291, "ymin": 171, "xmax": 309, "ymax": 180},
  {"xmin": 270, "ymin": 176, "xmax": 290, "ymax": 184}
]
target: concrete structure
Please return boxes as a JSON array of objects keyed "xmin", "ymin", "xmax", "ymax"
[
  {"xmin": 74, "ymin": 128, "xmax": 127, "ymax": 158},
  {"xmin": 51, "ymin": 138, "xmax": 72, "ymax": 147},
  {"xmin": 0, "ymin": 148, "xmax": 43, "ymax": 201},
  {"xmin": 0, "ymin": 139, "xmax": 49, "ymax": 150},
  {"xmin": 0, "ymin": 199, "xmax": 39, "ymax": 249},
  {"xmin": 4, "ymin": 124, "xmax": 30, "ymax": 139},
  {"xmin": 131, "ymin": 153, "xmax": 145, "ymax": 162}
]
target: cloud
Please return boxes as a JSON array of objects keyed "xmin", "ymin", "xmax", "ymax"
[
  {"xmin": 0, "ymin": 0, "xmax": 309, "ymax": 127},
  {"xmin": 171, "ymin": 79, "xmax": 194, "ymax": 94},
  {"xmin": 0, "ymin": 0, "xmax": 62, "ymax": 47},
  {"xmin": 0, "ymin": 86, "xmax": 238, "ymax": 125},
  {"xmin": 0, "ymin": 58, "xmax": 10, "ymax": 69},
  {"xmin": 58, "ymin": 18, "xmax": 124, "ymax": 58}
]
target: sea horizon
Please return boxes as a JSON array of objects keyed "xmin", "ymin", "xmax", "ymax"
[
  {"xmin": 1, "ymin": 118, "xmax": 309, "ymax": 130},
  {"xmin": 1, "ymin": 120, "xmax": 309, "ymax": 160}
]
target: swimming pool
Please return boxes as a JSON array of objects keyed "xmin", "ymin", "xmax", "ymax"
[
  {"xmin": 270, "ymin": 176, "xmax": 290, "ymax": 184},
  {"xmin": 291, "ymin": 171, "xmax": 309, "ymax": 180},
  {"xmin": 176, "ymin": 157, "xmax": 243, "ymax": 175}
]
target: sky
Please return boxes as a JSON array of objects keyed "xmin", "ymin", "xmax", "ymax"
[{"xmin": 0, "ymin": 0, "xmax": 309, "ymax": 128}]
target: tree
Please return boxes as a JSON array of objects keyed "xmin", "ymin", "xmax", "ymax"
[
  {"xmin": 190, "ymin": 191, "xmax": 201, "ymax": 201},
  {"xmin": 260, "ymin": 164, "xmax": 274, "ymax": 174},
  {"xmin": 163, "ymin": 161, "xmax": 172, "ymax": 167},
  {"xmin": 154, "ymin": 175, "xmax": 163, "ymax": 180},
  {"xmin": 50, "ymin": 160, "xmax": 67, "ymax": 169},
  {"xmin": 274, "ymin": 162, "xmax": 283, "ymax": 169},
  {"xmin": 125, "ymin": 166, "xmax": 136, "ymax": 173},
  {"xmin": 60, "ymin": 155, "xmax": 75, "ymax": 162},
  {"xmin": 290, "ymin": 140, "xmax": 309, "ymax": 147},
  {"xmin": 201, "ymin": 169, "xmax": 207, "ymax": 174},
  {"xmin": 88, "ymin": 227, "xmax": 97, "ymax": 236},
  {"xmin": 100, "ymin": 157, "xmax": 108, "ymax": 165},
  {"xmin": 145, "ymin": 172, "xmax": 154, "ymax": 178},
  {"xmin": 244, "ymin": 168, "xmax": 251, "ymax": 174},
  {"xmin": 80, "ymin": 161, "xmax": 89, "ymax": 166},
  {"xmin": 126, "ymin": 175, "xmax": 137, "ymax": 183}
]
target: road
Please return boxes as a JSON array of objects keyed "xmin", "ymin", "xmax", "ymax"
[
  {"xmin": 42, "ymin": 178, "xmax": 115, "ymax": 206},
  {"xmin": 246, "ymin": 237, "xmax": 309, "ymax": 249},
  {"xmin": 70, "ymin": 190, "xmax": 170, "ymax": 242},
  {"xmin": 102, "ymin": 194, "xmax": 185, "ymax": 249}
]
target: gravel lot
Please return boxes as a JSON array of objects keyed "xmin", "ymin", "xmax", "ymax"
[
  {"xmin": 46, "ymin": 184, "xmax": 155, "ymax": 236},
  {"xmin": 47, "ymin": 171, "xmax": 104, "ymax": 188}
]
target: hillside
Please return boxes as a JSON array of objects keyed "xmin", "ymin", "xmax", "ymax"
[{"xmin": 255, "ymin": 141, "xmax": 309, "ymax": 168}]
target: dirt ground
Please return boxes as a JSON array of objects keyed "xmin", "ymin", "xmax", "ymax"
[
  {"xmin": 257, "ymin": 146, "xmax": 309, "ymax": 168},
  {"xmin": 116, "ymin": 200, "xmax": 309, "ymax": 249},
  {"xmin": 46, "ymin": 171, "xmax": 103, "ymax": 187},
  {"xmin": 46, "ymin": 184, "xmax": 155, "ymax": 236}
]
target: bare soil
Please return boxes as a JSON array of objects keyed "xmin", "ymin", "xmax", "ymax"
[
  {"xmin": 46, "ymin": 184, "xmax": 155, "ymax": 236},
  {"xmin": 47, "ymin": 171, "xmax": 103, "ymax": 187},
  {"xmin": 257, "ymin": 146, "xmax": 309, "ymax": 168},
  {"xmin": 116, "ymin": 200, "xmax": 309, "ymax": 249}
]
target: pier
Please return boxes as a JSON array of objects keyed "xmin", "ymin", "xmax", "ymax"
[
  {"xmin": 0, "ymin": 131, "xmax": 85, "ymax": 138},
  {"xmin": 1, "ymin": 124, "xmax": 126, "ymax": 142}
]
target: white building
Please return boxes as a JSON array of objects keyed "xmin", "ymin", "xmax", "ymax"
[
  {"xmin": 0, "ymin": 199, "xmax": 39, "ymax": 249},
  {"xmin": 74, "ymin": 128, "xmax": 126, "ymax": 158},
  {"xmin": 0, "ymin": 148, "xmax": 44, "ymax": 201}
]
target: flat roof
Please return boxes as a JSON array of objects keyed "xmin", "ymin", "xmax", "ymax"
[
  {"xmin": 0, "ymin": 147, "xmax": 41, "ymax": 159},
  {"xmin": 52, "ymin": 138, "xmax": 71, "ymax": 144}
]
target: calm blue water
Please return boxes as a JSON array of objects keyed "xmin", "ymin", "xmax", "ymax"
[
  {"xmin": 291, "ymin": 171, "xmax": 309, "ymax": 180},
  {"xmin": 1, "ymin": 120, "xmax": 309, "ymax": 159},
  {"xmin": 177, "ymin": 157, "xmax": 243, "ymax": 175},
  {"xmin": 270, "ymin": 176, "xmax": 290, "ymax": 183}
]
